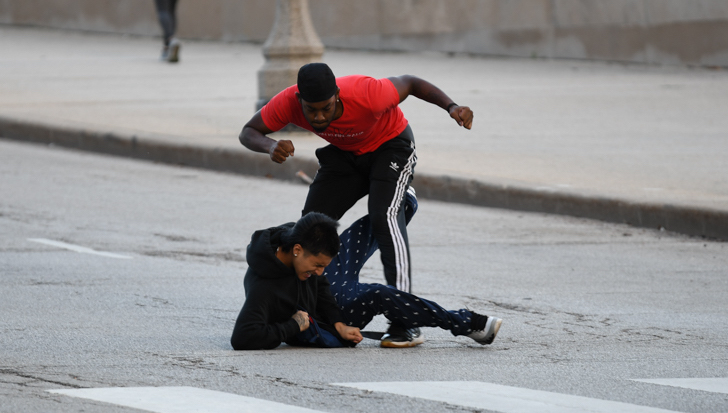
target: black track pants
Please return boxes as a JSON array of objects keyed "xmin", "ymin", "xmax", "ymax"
[{"xmin": 302, "ymin": 125, "xmax": 417, "ymax": 292}]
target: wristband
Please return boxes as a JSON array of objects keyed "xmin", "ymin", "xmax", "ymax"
[{"xmin": 446, "ymin": 102, "xmax": 458, "ymax": 112}]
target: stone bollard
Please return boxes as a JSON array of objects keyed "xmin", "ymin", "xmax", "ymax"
[{"xmin": 256, "ymin": 0, "xmax": 324, "ymax": 111}]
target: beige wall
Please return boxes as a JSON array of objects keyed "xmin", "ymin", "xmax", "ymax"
[
  {"xmin": 0, "ymin": 0, "xmax": 275, "ymax": 41},
  {"xmin": 2, "ymin": 0, "xmax": 727, "ymax": 66}
]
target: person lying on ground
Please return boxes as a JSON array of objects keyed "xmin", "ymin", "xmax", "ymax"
[
  {"xmin": 230, "ymin": 200, "xmax": 501, "ymax": 350},
  {"xmin": 230, "ymin": 212, "xmax": 362, "ymax": 350}
]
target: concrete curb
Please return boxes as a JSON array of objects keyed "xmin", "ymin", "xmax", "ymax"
[
  {"xmin": 2, "ymin": 115, "xmax": 726, "ymax": 241},
  {"xmin": 0, "ymin": 116, "xmax": 320, "ymax": 181},
  {"xmin": 415, "ymin": 175, "xmax": 728, "ymax": 241}
]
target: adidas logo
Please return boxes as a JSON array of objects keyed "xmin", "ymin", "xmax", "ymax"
[{"xmin": 389, "ymin": 162, "xmax": 399, "ymax": 171}]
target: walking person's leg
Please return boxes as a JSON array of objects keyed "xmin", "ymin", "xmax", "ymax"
[
  {"xmin": 169, "ymin": 0, "xmax": 178, "ymax": 36},
  {"xmin": 154, "ymin": 0, "xmax": 180, "ymax": 62},
  {"xmin": 154, "ymin": 0, "xmax": 174, "ymax": 46},
  {"xmin": 166, "ymin": 0, "xmax": 180, "ymax": 62}
]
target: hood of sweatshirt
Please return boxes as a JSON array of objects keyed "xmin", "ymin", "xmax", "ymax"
[
  {"xmin": 240, "ymin": 222, "xmax": 349, "ymax": 346},
  {"xmin": 243, "ymin": 222, "xmax": 322, "ymax": 321},
  {"xmin": 246, "ymin": 222, "xmax": 295, "ymax": 280}
]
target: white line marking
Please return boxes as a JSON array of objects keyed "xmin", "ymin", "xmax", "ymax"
[
  {"xmin": 333, "ymin": 381, "xmax": 683, "ymax": 413},
  {"xmin": 48, "ymin": 386, "xmax": 324, "ymax": 413},
  {"xmin": 28, "ymin": 238, "xmax": 131, "ymax": 259},
  {"xmin": 632, "ymin": 378, "xmax": 728, "ymax": 395}
]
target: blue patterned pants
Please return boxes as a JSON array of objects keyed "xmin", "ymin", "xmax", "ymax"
[{"xmin": 324, "ymin": 194, "xmax": 476, "ymax": 337}]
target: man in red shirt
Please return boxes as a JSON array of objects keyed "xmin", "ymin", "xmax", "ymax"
[{"xmin": 238, "ymin": 63, "xmax": 473, "ymax": 347}]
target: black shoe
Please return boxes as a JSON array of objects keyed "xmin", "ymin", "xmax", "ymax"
[
  {"xmin": 467, "ymin": 312, "xmax": 502, "ymax": 345},
  {"xmin": 381, "ymin": 323, "xmax": 424, "ymax": 348}
]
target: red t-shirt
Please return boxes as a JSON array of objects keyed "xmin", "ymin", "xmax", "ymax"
[{"xmin": 260, "ymin": 75, "xmax": 409, "ymax": 155}]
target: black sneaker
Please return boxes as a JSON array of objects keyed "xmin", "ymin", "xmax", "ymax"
[
  {"xmin": 381, "ymin": 323, "xmax": 424, "ymax": 348},
  {"xmin": 467, "ymin": 312, "xmax": 502, "ymax": 345}
]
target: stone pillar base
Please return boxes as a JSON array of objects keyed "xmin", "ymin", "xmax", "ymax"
[{"xmin": 256, "ymin": 0, "xmax": 324, "ymax": 112}]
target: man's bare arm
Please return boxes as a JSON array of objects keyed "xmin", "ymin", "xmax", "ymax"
[
  {"xmin": 238, "ymin": 111, "xmax": 295, "ymax": 163},
  {"xmin": 388, "ymin": 75, "xmax": 474, "ymax": 129}
]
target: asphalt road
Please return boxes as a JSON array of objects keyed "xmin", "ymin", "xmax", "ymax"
[{"xmin": 1, "ymin": 139, "xmax": 727, "ymax": 413}]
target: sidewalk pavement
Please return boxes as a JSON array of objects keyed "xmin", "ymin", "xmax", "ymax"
[{"xmin": 1, "ymin": 26, "xmax": 727, "ymax": 240}]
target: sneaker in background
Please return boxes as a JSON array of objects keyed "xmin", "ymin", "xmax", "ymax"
[{"xmin": 166, "ymin": 38, "xmax": 181, "ymax": 63}]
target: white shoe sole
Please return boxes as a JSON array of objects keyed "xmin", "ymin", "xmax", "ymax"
[
  {"xmin": 483, "ymin": 317, "xmax": 502, "ymax": 344},
  {"xmin": 380, "ymin": 333, "xmax": 425, "ymax": 348},
  {"xmin": 468, "ymin": 317, "xmax": 502, "ymax": 345}
]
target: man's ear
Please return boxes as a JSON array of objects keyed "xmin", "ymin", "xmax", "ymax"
[{"xmin": 293, "ymin": 244, "xmax": 303, "ymax": 257}]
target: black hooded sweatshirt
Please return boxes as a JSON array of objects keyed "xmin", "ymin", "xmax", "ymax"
[{"xmin": 230, "ymin": 223, "xmax": 348, "ymax": 350}]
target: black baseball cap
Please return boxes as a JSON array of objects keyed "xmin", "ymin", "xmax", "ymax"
[{"xmin": 297, "ymin": 63, "xmax": 337, "ymax": 103}]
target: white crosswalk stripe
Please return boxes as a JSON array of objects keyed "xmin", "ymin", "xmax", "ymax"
[
  {"xmin": 333, "ymin": 381, "xmax": 684, "ymax": 413},
  {"xmin": 48, "ymin": 386, "xmax": 324, "ymax": 413},
  {"xmin": 631, "ymin": 378, "xmax": 728, "ymax": 395},
  {"xmin": 49, "ymin": 379, "xmax": 728, "ymax": 412},
  {"xmin": 28, "ymin": 238, "xmax": 132, "ymax": 259}
]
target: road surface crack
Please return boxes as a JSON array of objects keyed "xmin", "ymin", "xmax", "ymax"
[{"xmin": 0, "ymin": 368, "xmax": 83, "ymax": 389}]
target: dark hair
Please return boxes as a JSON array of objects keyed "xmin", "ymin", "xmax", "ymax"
[
  {"xmin": 281, "ymin": 212, "xmax": 340, "ymax": 257},
  {"xmin": 297, "ymin": 63, "xmax": 337, "ymax": 102}
]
